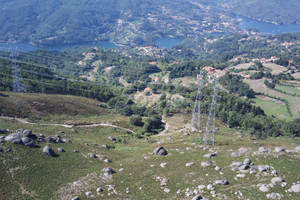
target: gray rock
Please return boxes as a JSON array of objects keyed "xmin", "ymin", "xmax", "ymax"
[
  {"xmin": 5, "ymin": 133, "xmax": 23, "ymax": 144},
  {"xmin": 21, "ymin": 137, "xmax": 35, "ymax": 147},
  {"xmin": 102, "ymin": 167, "xmax": 116, "ymax": 174},
  {"xmin": 108, "ymin": 136, "xmax": 116, "ymax": 141},
  {"xmin": 294, "ymin": 146, "xmax": 300, "ymax": 153},
  {"xmin": 74, "ymin": 150, "xmax": 79, "ymax": 152},
  {"xmin": 231, "ymin": 162, "xmax": 243, "ymax": 167},
  {"xmin": 250, "ymin": 166, "xmax": 259, "ymax": 173},
  {"xmin": 71, "ymin": 128, "xmax": 77, "ymax": 133},
  {"xmin": 153, "ymin": 146, "xmax": 168, "ymax": 156},
  {"xmin": 259, "ymin": 185, "xmax": 270, "ymax": 192},
  {"xmin": 43, "ymin": 146, "xmax": 55, "ymax": 157},
  {"xmin": 164, "ymin": 188, "xmax": 170, "ymax": 193},
  {"xmin": 204, "ymin": 153, "xmax": 216, "ymax": 158},
  {"xmin": 231, "ymin": 152, "xmax": 241, "ymax": 157},
  {"xmin": 271, "ymin": 177, "xmax": 284, "ymax": 184},
  {"xmin": 63, "ymin": 139, "xmax": 72, "ymax": 143},
  {"xmin": 160, "ymin": 162, "xmax": 168, "ymax": 168},
  {"xmin": 0, "ymin": 129, "xmax": 7, "ymax": 134},
  {"xmin": 291, "ymin": 184, "xmax": 300, "ymax": 193},
  {"xmin": 71, "ymin": 197, "xmax": 79, "ymax": 200},
  {"xmin": 266, "ymin": 193, "xmax": 282, "ymax": 199},
  {"xmin": 45, "ymin": 136, "xmax": 56, "ymax": 143},
  {"xmin": 243, "ymin": 158, "xmax": 251, "ymax": 165},
  {"xmin": 161, "ymin": 178, "xmax": 168, "ymax": 186},
  {"xmin": 258, "ymin": 165, "xmax": 269, "ymax": 172},
  {"xmin": 215, "ymin": 180, "xmax": 229, "ymax": 185},
  {"xmin": 186, "ymin": 162, "xmax": 194, "ymax": 167},
  {"xmin": 192, "ymin": 195, "xmax": 203, "ymax": 200},
  {"xmin": 96, "ymin": 187, "xmax": 103, "ymax": 193},
  {"xmin": 239, "ymin": 164, "xmax": 249, "ymax": 170},
  {"xmin": 274, "ymin": 147, "xmax": 285, "ymax": 152},
  {"xmin": 259, "ymin": 147, "xmax": 269, "ymax": 153},
  {"xmin": 201, "ymin": 161, "xmax": 212, "ymax": 167},
  {"xmin": 57, "ymin": 148, "xmax": 65, "ymax": 152},
  {"xmin": 104, "ymin": 159, "xmax": 112, "ymax": 163},
  {"xmin": 89, "ymin": 153, "xmax": 97, "ymax": 158},
  {"xmin": 215, "ymin": 166, "xmax": 221, "ymax": 171},
  {"xmin": 56, "ymin": 138, "xmax": 63, "ymax": 143},
  {"xmin": 85, "ymin": 191, "xmax": 92, "ymax": 196}
]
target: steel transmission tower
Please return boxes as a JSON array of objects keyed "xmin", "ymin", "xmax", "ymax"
[
  {"xmin": 8, "ymin": 37, "xmax": 27, "ymax": 93},
  {"xmin": 204, "ymin": 77, "xmax": 219, "ymax": 145},
  {"xmin": 191, "ymin": 70, "xmax": 204, "ymax": 132}
]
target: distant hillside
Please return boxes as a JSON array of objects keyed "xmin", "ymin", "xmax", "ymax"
[{"xmin": 206, "ymin": 0, "xmax": 300, "ymax": 24}]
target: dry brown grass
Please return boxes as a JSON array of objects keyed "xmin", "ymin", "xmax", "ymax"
[{"xmin": 263, "ymin": 63, "xmax": 286, "ymax": 74}]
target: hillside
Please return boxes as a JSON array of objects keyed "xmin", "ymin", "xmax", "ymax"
[
  {"xmin": 206, "ymin": 0, "xmax": 300, "ymax": 24},
  {"xmin": 0, "ymin": 92, "xmax": 300, "ymax": 199}
]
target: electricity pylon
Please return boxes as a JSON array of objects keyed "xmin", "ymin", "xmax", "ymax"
[
  {"xmin": 204, "ymin": 77, "xmax": 219, "ymax": 145},
  {"xmin": 191, "ymin": 70, "xmax": 204, "ymax": 132},
  {"xmin": 8, "ymin": 37, "xmax": 27, "ymax": 93}
]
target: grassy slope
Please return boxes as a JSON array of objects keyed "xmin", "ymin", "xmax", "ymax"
[
  {"xmin": 244, "ymin": 79, "xmax": 300, "ymax": 119},
  {"xmin": 253, "ymin": 95, "xmax": 291, "ymax": 120},
  {"xmin": 0, "ymin": 93, "xmax": 300, "ymax": 200}
]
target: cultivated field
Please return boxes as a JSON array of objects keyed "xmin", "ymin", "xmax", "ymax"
[
  {"xmin": 263, "ymin": 63, "xmax": 287, "ymax": 75},
  {"xmin": 244, "ymin": 79, "xmax": 300, "ymax": 119}
]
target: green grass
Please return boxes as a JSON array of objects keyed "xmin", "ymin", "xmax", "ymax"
[
  {"xmin": 1, "ymin": 93, "xmax": 300, "ymax": 200},
  {"xmin": 253, "ymin": 95, "xmax": 291, "ymax": 120},
  {"xmin": 276, "ymin": 84, "xmax": 300, "ymax": 96}
]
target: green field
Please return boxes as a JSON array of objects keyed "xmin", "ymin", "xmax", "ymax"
[
  {"xmin": 244, "ymin": 79, "xmax": 300, "ymax": 119},
  {"xmin": 276, "ymin": 84, "xmax": 300, "ymax": 96},
  {"xmin": 253, "ymin": 95, "xmax": 291, "ymax": 120}
]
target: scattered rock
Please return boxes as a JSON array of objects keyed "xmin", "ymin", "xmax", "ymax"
[
  {"xmin": 71, "ymin": 128, "xmax": 77, "ymax": 133},
  {"xmin": 274, "ymin": 147, "xmax": 285, "ymax": 152},
  {"xmin": 215, "ymin": 180, "xmax": 229, "ymax": 185},
  {"xmin": 259, "ymin": 185, "xmax": 270, "ymax": 192},
  {"xmin": 204, "ymin": 153, "xmax": 216, "ymax": 158},
  {"xmin": 108, "ymin": 136, "xmax": 116, "ymax": 141},
  {"xmin": 192, "ymin": 195, "xmax": 203, "ymax": 200},
  {"xmin": 89, "ymin": 153, "xmax": 97, "ymax": 158},
  {"xmin": 237, "ymin": 174, "xmax": 245, "ymax": 178},
  {"xmin": 291, "ymin": 184, "xmax": 300, "ymax": 193},
  {"xmin": 160, "ymin": 162, "xmax": 168, "ymax": 168},
  {"xmin": 258, "ymin": 165, "xmax": 269, "ymax": 172},
  {"xmin": 186, "ymin": 162, "xmax": 194, "ymax": 167},
  {"xmin": 153, "ymin": 146, "xmax": 168, "ymax": 156},
  {"xmin": 43, "ymin": 146, "xmax": 55, "ymax": 157},
  {"xmin": 104, "ymin": 159, "xmax": 112, "ymax": 163},
  {"xmin": 45, "ymin": 136, "xmax": 56, "ymax": 143},
  {"xmin": 164, "ymin": 188, "xmax": 170, "ymax": 193},
  {"xmin": 63, "ymin": 139, "xmax": 72, "ymax": 143},
  {"xmin": 56, "ymin": 138, "xmax": 63, "ymax": 143},
  {"xmin": 71, "ymin": 197, "xmax": 79, "ymax": 200},
  {"xmin": 271, "ymin": 177, "xmax": 284, "ymax": 184},
  {"xmin": 231, "ymin": 162, "xmax": 243, "ymax": 168},
  {"xmin": 239, "ymin": 164, "xmax": 249, "ymax": 170},
  {"xmin": 119, "ymin": 168, "xmax": 124, "ymax": 172},
  {"xmin": 74, "ymin": 150, "xmax": 79, "ymax": 152},
  {"xmin": 57, "ymin": 148, "xmax": 65, "ymax": 152},
  {"xmin": 231, "ymin": 152, "xmax": 241, "ymax": 157},
  {"xmin": 266, "ymin": 193, "xmax": 282, "ymax": 199},
  {"xmin": 102, "ymin": 167, "xmax": 115, "ymax": 174},
  {"xmin": 215, "ymin": 166, "xmax": 221, "ymax": 171},
  {"xmin": 160, "ymin": 178, "xmax": 168, "ymax": 186},
  {"xmin": 0, "ymin": 129, "xmax": 7, "ymax": 134},
  {"xmin": 243, "ymin": 158, "xmax": 252, "ymax": 165},
  {"xmin": 294, "ymin": 146, "xmax": 300, "ymax": 153},
  {"xmin": 207, "ymin": 184, "xmax": 214, "ymax": 190},
  {"xmin": 21, "ymin": 137, "xmax": 35, "ymax": 147},
  {"xmin": 96, "ymin": 187, "xmax": 103, "ymax": 193},
  {"xmin": 85, "ymin": 191, "xmax": 92, "ymax": 196},
  {"xmin": 201, "ymin": 161, "xmax": 212, "ymax": 167}
]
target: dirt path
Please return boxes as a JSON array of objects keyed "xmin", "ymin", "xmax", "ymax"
[{"xmin": 0, "ymin": 116, "xmax": 136, "ymax": 134}]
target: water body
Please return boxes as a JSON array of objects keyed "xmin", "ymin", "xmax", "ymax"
[
  {"xmin": 155, "ymin": 37, "xmax": 183, "ymax": 49},
  {"xmin": 0, "ymin": 41, "xmax": 118, "ymax": 52},
  {"xmin": 238, "ymin": 15, "xmax": 300, "ymax": 34}
]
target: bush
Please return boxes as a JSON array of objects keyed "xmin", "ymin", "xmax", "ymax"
[{"xmin": 130, "ymin": 115, "xmax": 143, "ymax": 126}]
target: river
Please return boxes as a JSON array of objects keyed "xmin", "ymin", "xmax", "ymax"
[{"xmin": 238, "ymin": 15, "xmax": 300, "ymax": 34}]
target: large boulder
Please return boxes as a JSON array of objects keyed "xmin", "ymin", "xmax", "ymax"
[
  {"xmin": 5, "ymin": 133, "xmax": 23, "ymax": 144},
  {"xmin": 291, "ymin": 184, "xmax": 300, "ymax": 193},
  {"xmin": 43, "ymin": 146, "xmax": 55, "ymax": 157},
  {"xmin": 271, "ymin": 177, "xmax": 284, "ymax": 184},
  {"xmin": 21, "ymin": 137, "xmax": 35, "ymax": 147},
  {"xmin": 153, "ymin": 146, "xmax": 168, "ymax": 156}
]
